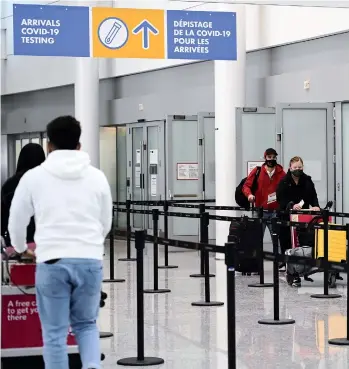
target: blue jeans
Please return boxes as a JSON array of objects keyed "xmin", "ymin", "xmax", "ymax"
[
  {"xmin": 36, "ymin": 258, "xmax": 103, "ymax": 369},
  {"xmin": 262, "ymin": 212, "xmax": 276, "ymax": 236}
]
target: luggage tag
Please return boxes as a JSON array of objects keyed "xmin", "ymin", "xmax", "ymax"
[{"xmin": 267, "ymin": 192, "xmax": 276, "ymax": 204}]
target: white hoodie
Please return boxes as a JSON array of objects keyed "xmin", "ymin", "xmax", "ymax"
[{"xmin": 8, "ymin": 150, "xmax": 112, "ymax": 263}]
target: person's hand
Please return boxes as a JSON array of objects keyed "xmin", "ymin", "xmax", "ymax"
[
  {"xmin": 310, "ymin": 206, "xmax": 320, "ymax": 211},
  {"xmin": 248, "ymin": 195, "xmax": 255, "ymax": 203},
  {"xmin": 293, "ymin": 204, "xmax": 302, "ymax": 210},
  {"xmin": 22, "ymin": 249, "xmax": 36, "ymax": 262}
]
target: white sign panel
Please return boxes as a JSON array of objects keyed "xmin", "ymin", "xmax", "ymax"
[
  {"xmin": 177, "ymin": 163, "xmax": 199, "ymax": 180},
  {"xmin": 149, "ymin": 149, "xmax": 158, "ymax": 165},
  {"xmin": 151, "ymin": 174, "xmax": 157, "ymax": 196},
  {"xmin": 247, "ymin": 161, "xmax": 264, "ymax": 176},
  {"xmin": 136, "ymin": 149, "xmax": 141, "ymax": 164},
  {"xmin": 135, "ymin": 166, "xmax": 141, "ymax": 188}
]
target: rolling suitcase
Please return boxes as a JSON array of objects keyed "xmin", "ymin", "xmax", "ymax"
[{"xmin": 228, "ymin": 217, "xmax": 261, "ymax": 275}]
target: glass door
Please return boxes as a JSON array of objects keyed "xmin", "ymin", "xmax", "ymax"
[{"xmin": 126, "ymin": 121, "xmax": 165, "ymax": 232}]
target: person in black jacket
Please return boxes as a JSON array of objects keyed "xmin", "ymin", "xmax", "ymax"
[
  {"xmin": 1, "ymin": 143, "xmax": 46, "ymax": 246},
  {"xmin": 276, "ymin": 156, "xmax": 320, "ymax": 283},
  {"xmin": 277, "ymin": 156, "xmax": 320, "ymax": 213}
]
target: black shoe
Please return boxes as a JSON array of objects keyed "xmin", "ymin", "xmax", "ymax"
[
  {"xmin": 292, "ymin": 277, "xmax": 301, "ymax": 287},
  {"xmin": 278, "ymin": 263, "xmax": 286, "ymax": 272}
]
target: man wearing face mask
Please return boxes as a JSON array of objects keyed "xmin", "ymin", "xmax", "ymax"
[{"xmin": 242, "ymin": 148, "xmax": 286, "ymax": 260}]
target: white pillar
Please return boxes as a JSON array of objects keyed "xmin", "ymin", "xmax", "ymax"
[
  {"xmin": 74, "ymin": 2, "xmax": 100, "ymax": 168},
  {"xmin": 75, "ymin": 58, "xmax": 100, "ymax": 168},
  {"xmin": 247, "ymin": 5, "xmax": 262, "ymax": 50},
  {"xmin": 215, "ymin": 4, "xmax": 246, "ymax": 257}
]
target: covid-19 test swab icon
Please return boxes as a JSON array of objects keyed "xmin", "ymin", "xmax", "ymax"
[{"xmin": 105, "ymin": 22, "xmax": 121, "ymax": 44}]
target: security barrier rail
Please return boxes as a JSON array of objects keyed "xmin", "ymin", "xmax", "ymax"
[{"xmin": 108, "ymin": 210, "xmax": 349, "ymax": 369}]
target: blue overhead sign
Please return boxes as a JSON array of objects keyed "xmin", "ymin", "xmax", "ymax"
[
  {"xmin": 166, "ymin": 10, "xmax": 237, "ymax": 61},
  {"xmin": 13, "ymin": 4, "xmax": 90, "ymax": 57}
]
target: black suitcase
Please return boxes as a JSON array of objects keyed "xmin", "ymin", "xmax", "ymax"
[{"xmin": 228, "ymin": 217, "xmax": 261, "ymax": 275}]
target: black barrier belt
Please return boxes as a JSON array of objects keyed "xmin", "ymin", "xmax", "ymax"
[
  {"xmin": 114, "ymin": 229, "xmax": 348, "ymax": 273},
  {"xmin": 160, "ymin": 211, "xmax": 201, "ymax": 219},
  {"xmin": 114, "ymin": 229, "xmax": 224, "ymax": 254},
  {"xmin": 209, "ymin": 214, "xmax": 248, "ymax": 222},
  {"xmin": 170, "ymin": 203, "xmax": 201, "ymax": 209},
  {"xmin": 205, "ymin": 205, "xmax": 249, "ymax": 211},
  {"xmin": 113, "ymin": 201, "xmax": 127, "ymax": 206}
]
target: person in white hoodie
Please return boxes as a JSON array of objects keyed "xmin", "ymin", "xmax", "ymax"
[{"xmin": 8, "ymin": 116, "xmax": 112, "ymax": 369}]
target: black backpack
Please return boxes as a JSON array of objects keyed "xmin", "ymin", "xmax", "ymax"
[{"xmin": 235, "ymin": 167, "xmax": 261, "ymax": 208}]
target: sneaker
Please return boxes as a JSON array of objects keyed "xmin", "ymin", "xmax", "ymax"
[
  {"xmin": 292, "ymin": 277, "xmax": 301, "ymax": 287},
  {"xmin": 278, "ymin": 263, "xmax": 286, "ymax": 272}
]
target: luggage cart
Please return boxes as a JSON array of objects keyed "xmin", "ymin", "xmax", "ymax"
[
  {"xmin": 1, "ymin": 244, "xmax": 105, "ymax": 369},
  {"xmin": 286, "ymin": 204, "xmax": 342, "ymax": 288}
]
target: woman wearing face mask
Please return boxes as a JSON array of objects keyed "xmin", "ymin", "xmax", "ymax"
[
  {"xmin": 276, "ymin": 156, "xmax": 320, "ymax": 272},
  {"xmin": 277, "ymin": 156, "xmax": 320, "ymax": 213}
]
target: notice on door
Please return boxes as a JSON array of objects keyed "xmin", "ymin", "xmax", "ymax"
[
  {"xmin": 151, "ymin": 174, "xmax": 157, "ymax": 196},
  {"xmin": 149, "ymin": 149, "xmax": 158, "ymax": 165},
  {"xmin": 135, "ymin": 166, "xmax": 141, "ymax": 188},
  {"xmin": 136, "ymin": 149, "xmax": 141, "ymax": 164},
  {"xmin": 247, "ymin": 161, "xmax": 264, "ymax": 176},
  {"xmin": 177, "ymin": 163, "xmax": 199, "ymax": 180}
]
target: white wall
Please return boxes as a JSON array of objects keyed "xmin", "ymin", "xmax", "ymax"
[{"xmin": 1, "ymin": 0, "xmax": 349, "ymax": 95}]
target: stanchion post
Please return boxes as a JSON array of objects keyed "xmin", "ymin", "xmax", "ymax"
[
  {"xmin": 103, "ymin": 210, "xmax": 125, "ymax": 284},
  {"xmin": 328, "ymin": 223, "xmax": 349, "ymax": 345},
  {"xmin": 144, "ymin": 209, "xmax": 171, "ymax": 294},
  {"xmin": 192, "ymin": 212, "xmax": 224, "ymax": 307},
  {"xmin": 190, "ymin": 204, "xmax": 215, "ymax": 278},
  {"xmin": 158, "ymin": 200, "xmax": 178, "ymax": 269},
  {"xmin": 258, "ymin": 218, "xmax": 295, "ymax": 326},
  {"xmin": 117, "ymin": 231, "xmax": 165, "ymax": 366},
  {"xmin": 119, "ymin": 200, "xmax": 137, "ymax": 262},
  {"xmin": 311, "ymin": 209, "xmax": 341, "ymax": 299},
  {"xmin": 225, "ymin": 242, "xmax": 237, "ymax": 369},
  {"xmin": 249, "ymin": 208, "xmax": 273, "ymax": 288}
]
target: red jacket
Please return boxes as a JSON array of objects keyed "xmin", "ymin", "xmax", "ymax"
[{"xmin": 242, "ymin": 164, "xmax": 286, "ymax": 210}]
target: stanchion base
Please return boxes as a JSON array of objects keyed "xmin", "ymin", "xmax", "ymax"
[
  {"xmin": 158, "ymin": 265, "xmax": 178, "ymax": 269},
  {"xmin": 144, "ymin": 289, "xmax": 171, "ymax": 294},
  {"xmin": 190, "ymin": 273, "xmax": 215, "ymax": 278},
  {"xmin": 103, "ymin": 279, "xmax": 126, "ymax": 283},
  {"xmin": 100, "ymin": 331, "xmax": 114, "ymax": 338},
  {"xmin": 329, "ymin": 338, "xmax": 349, "ymax": 346},
  {"xmin": 191, "ymin": 301, "xmax": 224, "ymax": 307},
  {"xmin": 118, "ymin": 257, "xmax": 137, "ymax": 262},
  {"xmin": 117, "ymin": 357, "xmax": 165, "ymax": 366},
  {"xmin": 248, "ymin": 283, "xmax": 274, "ymax": 288},
  {"xmin": 310, "ymin": 293, "xmax": 342, "ymax": 299},
  {"xmin": 258, "ymin": 318, "xmax": 295, "ymax": 325}
]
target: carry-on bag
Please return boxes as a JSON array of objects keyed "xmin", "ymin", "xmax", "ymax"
[{"xmin": 228, "ymin": 217, "xmax": 261, "ymax": 275}]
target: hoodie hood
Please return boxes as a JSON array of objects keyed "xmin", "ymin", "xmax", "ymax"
[{"xmin": 42, "ymin": 150, "xmax": 91, "ymax": 180}]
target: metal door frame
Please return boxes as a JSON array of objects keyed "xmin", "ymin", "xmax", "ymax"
[
  {"xmin": 276, "ymin": 103, "xmax": 335, "ymax": 206},
  {"xmin": 335, "ymin": 102, "xmax": 343, "ymax": 218},
  {"xmin": 166, "ymin": 114, "xmax": 199, "ymax": 239},
  {"xmin": 126, "ymin": 120, "xmax": 165, "ymax": 231},
  {"xmin": 197, "ymin": 112, "xmax": 216, "ymax": 240},
  {"xmin": 166, "ymin": 115, "xmax": 198, "ymax": 201},
  {"xmin": 236, "ymin": 107, "xmax": 277, "ymax": 181},
  {"xmin": 197, "ymin": 112, "xmax": 215, "ymax": 201}
]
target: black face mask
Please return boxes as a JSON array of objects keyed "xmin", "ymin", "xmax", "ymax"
[
  {"xmin": 291, "ymin": 169, "xmax": 303, "ymax": 178},
  {"xmin": 265, "ymin": 159, "xmax": 277, "ymax": 168}
]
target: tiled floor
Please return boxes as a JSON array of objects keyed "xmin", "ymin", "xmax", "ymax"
[{"xmin": 99, "ymin": 240, "xmax": 349, "ymax": 369}]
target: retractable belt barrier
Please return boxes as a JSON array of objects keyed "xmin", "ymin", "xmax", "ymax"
[{"xmin": 110, "ymin": 202, "xmax": 349, "ymax": 368}]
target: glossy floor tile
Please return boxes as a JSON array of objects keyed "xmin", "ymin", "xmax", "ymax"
[{"xmin": 99, "ymin": 240, "xmax": 349, "ymax": 369}]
